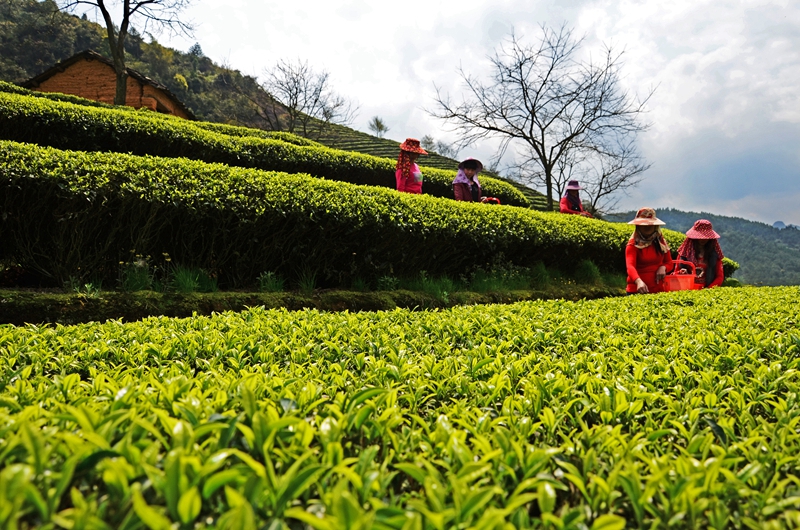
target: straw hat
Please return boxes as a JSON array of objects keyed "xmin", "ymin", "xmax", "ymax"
[
  {"xmin": 685, "ymin": 219, "xmax": 720, "ymax": 239},
  {"xmin": 628, "ymin": 207, "xmax": 665, "ymax": 226},
  {"xmin": 399, "ymin": 138, "xmax": 428, "ymax": 155}
]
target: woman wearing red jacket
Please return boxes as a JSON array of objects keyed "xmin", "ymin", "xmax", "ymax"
[
  {"xmin": 626, "ymin": 207, "xmax": 673, "ymax": 294},
  {"xmin": 452, "ymin": 158, "xmax": 483, "ymax": 202},
  {"xmin": 559, "ymin": 180, "xmax": 593, "ymax": 217},
  {"xmin": 676, "ymin": 219, "xmax": 724, "ymax": 288}
]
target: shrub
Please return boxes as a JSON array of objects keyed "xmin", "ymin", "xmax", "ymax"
[
  {"xmin": 573, "ymin": 259, "xmax": 602, "ymax": 286},
  {"xmin": 258, "ymin": 271, "xmax": 285, "ymax": 292},
  {"xmin": 0, "ymin": 140, "xmax": 686, "ymax": 288},
  {"xmin": 722, "ymin": 257, "xmax": 740, "ymax": 279},
  {"xmin": 0, "ymin": 89, "xmax": 528, "ymax": 206}
]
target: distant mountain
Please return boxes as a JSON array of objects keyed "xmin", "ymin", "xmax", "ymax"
[{"xmin": 606, "ymin": 208, "xmax": 800, "ymax": 286}]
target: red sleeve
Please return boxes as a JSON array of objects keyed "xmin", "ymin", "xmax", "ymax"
[
  {"xmin": 453, "ymin": 183, "xmax": 470, "ymax": 201},
  {"xmin": 559, "ymin": 196, "xmax": 577, "ymax": 214},
  {"xmin": 662, "ymin": 247, "xmax": 673, "ymax": 271},
  {"xmin": 625, "ymin": 243, "xmax": 641, "ymax": 282},
  {"xmin": 709, "ymin": 258, "xmax": 724, "ymax": 287}
]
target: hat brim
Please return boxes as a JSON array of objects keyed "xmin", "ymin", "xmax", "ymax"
[
  {"xmin": 685, "ymin": 229, "xmax": 720, "ymax": 239},
  {"xmin": 566, "ymin": 186, "xmax": 583, "ymax": 190},
  {"xmin": 628, "ymin": 218, "xmax": 666, "ymax": 226},
  {"xmin": 400, "ymin": 145, "xmax": 428, "ymax": 155},
  {"xmin": 458, "ymin": 159, "xmax": 483, "ymax": 171}
]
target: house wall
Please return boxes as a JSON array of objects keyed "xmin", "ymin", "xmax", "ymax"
[{"xmin": 33, "ymin": 57, "xmax": 190, "ymax": 119}]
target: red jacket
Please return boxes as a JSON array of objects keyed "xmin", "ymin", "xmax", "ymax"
[
  {"xmin": 453, "ymin": 182, "xmax": 482, "ymax": 202},
  {"xmin": 626, "ymin": 241, "xmax": 673, "ymax": 293},
  {"xmin": 560, "ymin": 196, "xmax": 586, "ymax": 215}
]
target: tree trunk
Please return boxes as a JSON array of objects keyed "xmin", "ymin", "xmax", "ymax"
[{"xmin": 113, "ymin": 65, "xmax": 127, "ymax": 106}]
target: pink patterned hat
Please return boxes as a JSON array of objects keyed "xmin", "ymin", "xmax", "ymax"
[{"xmin": 685, "ymin": 219, "xmax": 720, "ymax": 239}]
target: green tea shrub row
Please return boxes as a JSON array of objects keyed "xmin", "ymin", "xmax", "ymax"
[
  {"xmin": 2, "ymin": 140, "xmax": 663, "ymax": 288},
  {"xmin": 0, "ymin": 89, "xmax": 529, "ymax": 206},
  {"xmin": 0, "ymin": 287, "xmax": 797, "ymax": 528}
]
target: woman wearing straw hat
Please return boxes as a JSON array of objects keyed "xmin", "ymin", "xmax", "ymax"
[
  {"xmin": 676, "ymin": 219, "xmax": 724, "ymax": 288},
  {"xmin": 395, "ymin": 138, "xmax": 428, "ymax": 194},
  {"xmin": 452, "ymin": 158, "xmax": 483, "ymax": 202},
  {"xmin": 626, "ymin": 207, "xmax": 673, "ymax": 294},
  {"xmin": 559, "ymin": 180, "xmax": 593, "ymax": 218}
]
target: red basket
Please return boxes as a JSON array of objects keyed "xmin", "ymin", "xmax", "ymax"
[{"xmin": 662, "ymin": 260, "xmax": 704, "ymax": 292}]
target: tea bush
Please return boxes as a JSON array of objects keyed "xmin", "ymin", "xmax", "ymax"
[
  {"xmin": 0, "ymin": 286, "xmax": 797, "ymax": 527},
  {"xmin": 1, "ymin": 140, "xmax": 692, "ymax": 288},
  {"xmin": 0, "ymin": 88, "xmax": 528, "ymax": 206}
]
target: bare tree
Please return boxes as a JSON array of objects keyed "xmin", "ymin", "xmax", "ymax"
[
  {"xmin": 513, "ymin": 138, "xmax": 649, "ymax": 214},
  {"xmin": 430, "ymin": 24, "xmax": 653, "ymax": 210},
  {"xmin": 368, "ymin": 116, "xmax": 390, "ymax": 138},
  {"xmin": 581, "ymin": 140, "xmax": 650, "ymax": 213},
  {"xmin": 54, "ymin": 0, "xmax": 194, "ymax": 105},
  {"xmin": 262, "ymin": 58, "xmax": 359, "ymax": 139}
]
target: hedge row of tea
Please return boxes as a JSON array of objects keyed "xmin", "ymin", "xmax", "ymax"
[
  {"xmin": 0, "ymin": 140, "xmax": 685, "ymax": 287},
  {"xmin": 0, "ymin": 81, "xmax": 325, "ymax": 148},
  {"xmin": 0, "ymin": 86, "xmax": 528, "ymax": 206},
  {"xmin": 1, "ymin": 286, "xmax": 798, "ymax": 528}
]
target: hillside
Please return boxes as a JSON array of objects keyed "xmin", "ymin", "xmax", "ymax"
[
  {"xmin": 0, "ymin": 0, "xmax": 548, "ymax": 208},
  {"xmin": 606, "ymin": 208, "xmax": 800, "ymax": 285}
]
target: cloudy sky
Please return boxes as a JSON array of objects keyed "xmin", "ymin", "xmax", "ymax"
[{"xmin": 153, "ymin": 0, "xmax": 800, "ymax": 225}]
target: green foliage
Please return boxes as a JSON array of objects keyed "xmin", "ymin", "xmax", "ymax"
[
  {"xmin": 119, "ymin": 259, "xmax": 154, "ymax": 291},
  {"xmin": 468, "ymin": 263, "xmax": 549, "ymax": 292},
  {"xmin": 0, "ymin": 87, "xmax": 529, "ymax": 206},
  {"xmin": 376, "ymin": 276, "xmax": 399, "ymax": 291},
  {"xmin": 258, "ymin": 271, "xmax": 285, "ymax": 293},
  {"xmin": 350, "ymin": 278, "xmax": 369, "ymax": 292},
  {"xmin": 529, "ymin": 261, "xmax": 552, "ymax": 287},
  {"xmin": 0, "ymin": 0, "xmax": 106, "ymax": 83},
  {"xmin": 169, "ymin": 265, "xmax": 217, "ymax": 293},
  {"xmin": 400, "ymin": 270, "xmax": 456, "ymax": 302},
  {"xmin": 722, "ymin": 257, "xmax": 739, "ymax": 279},
  {"xmin": 572, "ymin": 259, "xmax": 602, "ymax": 286},
  {"xmin": 296, "ymin": 266, "xmax": 317, "ymax": 295},
  {"xmin": 0, "ymin": 140, "xmax": 661, "ymax": 288},
  {"xmin": 0, "ymin": 287, "xmax": 799, "ymax": 527}
]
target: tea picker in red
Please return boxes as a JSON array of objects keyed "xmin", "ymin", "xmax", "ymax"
[
  {"xmin": 675, "ymin": 219, "xmax": 724, "ymax": 288},
  {"xmin": 395, "ymin": 138, "xmax": 427, "ymax": 194},
  {"xmin": 625, "ymin": 207, "xmax": 673, "ymax": 294},
  {"xmin": 559, "ymin": 180, "xmax": 593, "ymax": 218}
]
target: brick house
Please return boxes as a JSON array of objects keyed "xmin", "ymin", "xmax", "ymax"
[{"xmin": 21, "ymin": 50, "xmax": 194, "ymax": 119}]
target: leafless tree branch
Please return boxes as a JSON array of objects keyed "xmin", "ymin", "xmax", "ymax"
[
  {"xmin": 429, "ymin": 24, "xmax": 654, "ymax": 210},
  {"xmin": 262, "ymin": 59, "xmax": 359, "ymax": 140}
]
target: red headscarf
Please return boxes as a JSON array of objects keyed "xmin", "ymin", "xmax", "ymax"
[
  {"xmin": 396, "ymin": 151, "xmax": 414, "ymax": 182},
  {"xmin": 677, "ymin": 237, "xmax": 723, "ymax": 263}
]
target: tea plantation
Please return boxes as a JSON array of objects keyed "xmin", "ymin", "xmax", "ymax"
[
  {"xmin": 1, "ymin": 287, "xmax": 799, "ymax": 528},
  {"xmin": 2, "ymin": 81, "xmax": 793, "ymax": 529}
]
